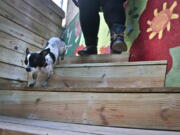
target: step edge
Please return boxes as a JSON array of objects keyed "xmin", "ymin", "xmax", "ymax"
[
  {"xmin": 56, "ymin": 60, "xmax": 167, "ymax": 68},
  {"xmin": 0, "ymin": 116, "xmax": 179, "ymax": 134},
  {"xmin": 0, "ymin": 87, "xmax": 180, "ymax": 93}
]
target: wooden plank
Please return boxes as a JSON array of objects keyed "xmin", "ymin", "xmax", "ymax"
[
  {"xmin": 61, "ymin": 53, "xmax": 129, "ymax": 64},
  {"xmin": 0, "ymin": 116, "xmax": 179, "ymax": 135},
  {"xmin": 0, "ymin": 31, "xmax": 40, "ymax": 54},
  {"xmin": 0, "ymin": 62, "xmax": 27, "ymax": 81},
  {"xmin": 2, "ymin": 0, "xmax": 61, "ymax": 35},
  {"xmin": 0, "ymin": 128, "xmax": 36, "ymax": 135},
  {"xmin": 0, "ymin": 78, "xmax": 26, "ymax": 89},
  {"xmin": 40, "ymin": 0, "xmax": 65, "ymax": 18},
  {"xmin": 0, "ymin": 31, "xmax": 40, "ymax": 53},
  {"xmin": 0, "ymin": 0, "xmax": 58, "ymax": 40},
  {"xmin": 1, "ymin": 87, "xmax": 180, "ymax": 93},
  {"xmin": 0, "ymin": 122, "xmax": 92, "ymax": 135},
  {"xmin": 0, "ymin": 46, "xmax": 25, "ymax": 67},
  {"xmin": 0, "ymin": 15, "xmax": 45, "ymax": 48},
  {"xmin": 41, "ymin": 61, "xmax": 167, "ymax": 88},
  {"xmin": 23, "ymin": 0, "xmax": 63, "ymax": 27},
  {"xmin": 0, "ymin": 91, "xmax": 179, "ymax": 130}
]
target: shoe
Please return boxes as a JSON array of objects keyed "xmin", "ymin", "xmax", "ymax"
[
  {"xmin": 110, "ymin": 24, "xmax": 127, "ymax": 53},
  {"xmin": 78, "ymin": 47, "xmax": 97, "ymax": 56}
]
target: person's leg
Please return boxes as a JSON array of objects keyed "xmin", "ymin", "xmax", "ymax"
[
  {"xmin": 101, "ymin": 0, "xmax": 127, "ymax": 53},
  {"xmin": 78, "ymin": 0, "xmax": 100, "ymax": 56}
]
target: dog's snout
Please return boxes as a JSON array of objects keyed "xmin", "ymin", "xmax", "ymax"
[{"xmin": 26, "ymin": 67, "xmax": 31, "ymax": 72}]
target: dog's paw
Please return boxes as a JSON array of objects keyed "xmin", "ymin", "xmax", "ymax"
[
  {"xmin": 56, "ymin": 60, "xmax": 60, "ymax": 65},
  {"xmin": 41, "ymin": 81, "xmax": 48, "ymax": 87},
  {"xmin": 61, "ymin": 57, "xmax": 64, "ymax": 61}
]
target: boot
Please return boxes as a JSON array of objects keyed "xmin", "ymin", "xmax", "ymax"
[
  {"xmin": 110, "ymin": 24, "xmax": 127, "ymax": 54},
  {"xmin": 78, "ymin": 46, "xmax": 97, "ymax": 56},
  {"xmin": 78, "ymin": 37, "xmax": 98, "ymax": 56}
]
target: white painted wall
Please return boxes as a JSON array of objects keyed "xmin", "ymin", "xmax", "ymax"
[
  {"xmin": 52, "ymin": 0, "xmax": 68, "ymax": 27},
  {"xmin": 65, "ymin": 0, "xmax": 79, "ymax": 26}
]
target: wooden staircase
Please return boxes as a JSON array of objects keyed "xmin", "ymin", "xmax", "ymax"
[{"xmin": 0, "ymin": 53, "xmax": 180, "ymax": 134}]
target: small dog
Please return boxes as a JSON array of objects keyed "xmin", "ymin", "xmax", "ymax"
[{"xmin": 24, "ymin": 37, "xmax": 71, "ymax": 87}]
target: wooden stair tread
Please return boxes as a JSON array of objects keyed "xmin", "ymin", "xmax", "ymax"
[
  {"xmin": 61, "ymin": 53, "xmax": 129, "ymax": 64},
  {"xmin": 0, "ymin": 116, "xmax": 179, "ymax": 135}
]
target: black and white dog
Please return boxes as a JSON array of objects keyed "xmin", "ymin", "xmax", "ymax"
[{"xmin": 24, "ymin": 37, "xmax": 71, "ymax": 87}]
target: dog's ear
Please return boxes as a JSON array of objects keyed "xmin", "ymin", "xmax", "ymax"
[
  {"xmin": 26, "ymin": 48, "xmax": 30, "ymax": 55},
  {"xmin": 40, "ymin": 48, "xmax": 50, "ymax": 57},
  {"xmin": 25, "ymin": 48, "xmax": 30, "ymax": 65}
]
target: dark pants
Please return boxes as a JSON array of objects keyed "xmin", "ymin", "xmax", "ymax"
[{"xmin": 78, "ymin": 0, "xmax": 126, "ymax": 47}]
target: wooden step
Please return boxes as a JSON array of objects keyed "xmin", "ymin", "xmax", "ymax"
[
  {"xmin": 33, "ymin": 61, "xmax": 167, "ymax": 88},
  {"xmin": 61, "ymin": 53, "xmax": 129, "ymax": 64},
  {"xmin": 0, "ymin": 88, "xmax": 179, "ymax": 130},
  {"xmin": 0, "ymin": 116, "xmax": 179, "ymax": 135}
]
